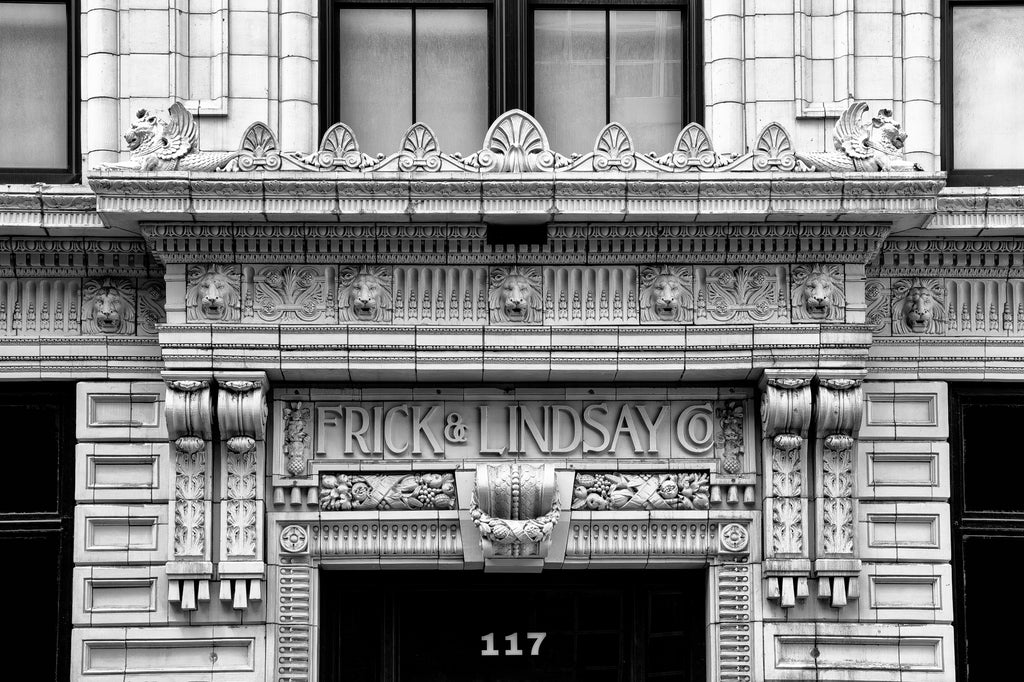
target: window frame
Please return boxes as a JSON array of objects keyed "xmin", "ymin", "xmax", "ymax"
[
  {"xmin": 950, "ymin": 384, "xmax": 1024, "ymax": 680},
  {"xmin": 0, "ymin": 0, "xmax": 80, "ymax": 184},
  {"xmin": 527, "ymin": 0, "xmax": 701, "ymax": 139},
  {"xmin": 941, "ymin": 0, "xmax": 1024, "ymax": 186},
  {"xmin": 319, "ymin": 0, "xmax": 702, "ymax": 148}
]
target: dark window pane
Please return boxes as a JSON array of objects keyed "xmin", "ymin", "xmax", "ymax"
[
  {"xmin": 962, "ymin": 403, "xmax": 1024, "ymax": 512},
  {"xmin": 0, "ymin": 403, "xmax": 61, "ymax": 512},
  {"xmin": 962, "ymin": 536, "xmax": 1024, "ymax": 680},
  {"xmin": 0, "ymin": 3, "xmax": 67, "ymax": 168},
  {"xmin": 0, "ymin": 534, "xmax": 61, "ymax": 681},
  {"xmin": 952, "ymin": 6, "xmax": 1024, "ymax": 170}
]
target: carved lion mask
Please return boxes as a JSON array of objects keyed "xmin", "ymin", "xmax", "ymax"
[
  {"xmin": 642, "ymin": 271, "xmax": 690, "ymax": 322},
  {"xmin": 340, "ymin": 266, "xmax": 392, "ymax": 322},
  {"xmin": 900, "ymin": 281, "xmax": 945, "ymax": 334},
  {"xmin": 489, "ymin": 268, "xmax": 541, "ymax": 323},
  {"xmin": 186, "ymin": 265, "xmax": 239, "ymax": 321},
  {"xmin": 796, "ymin": 265, "xmax": 845, "ymax": 320},
  {"xmin": 82, "ymin": 278, "xmax": 134, "ymax": 335}
]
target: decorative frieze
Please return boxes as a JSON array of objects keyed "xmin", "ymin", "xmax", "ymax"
[
  {"xmin": 696, "ymin": 266, "xmax": 788, "ymax": 324},
  {"xmin": 318, "ymin": 472, "xmax": 457, "ymax": 511},
  {"xmin": 570, "ymin": 472, "xmax": 710, "ymax": 511},
  {"xmin": 172, "ymin": 260, "xmax": 865, "ymax": 329},
  {"xmin": 0, "ymin": 275, "xmax": 164, "ymax": 337}
]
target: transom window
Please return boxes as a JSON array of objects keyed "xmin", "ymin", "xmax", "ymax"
[
  {"xmin": 321, "ymin": 0, "xmax": 700, "ymax": 156},
  {"xmin": 0, "ymin": 0, "xmax": 77, "ymax": 182},
  {"xmin": 943, "ymin": 0, "xmax": 1024, "ymax": 185}
]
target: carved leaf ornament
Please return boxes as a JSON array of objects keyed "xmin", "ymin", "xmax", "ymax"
[{"xmin": 101, "ymin": 100, "xmax": 923, "ymax": 175}]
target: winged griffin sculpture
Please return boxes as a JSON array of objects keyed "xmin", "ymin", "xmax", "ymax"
[
  {"xmin": 104, "ymin": 102, "xmax": 270, "ymax": 171},
  {"xmin": 794, "ymin": 102, "xmax": 922, "ymax": 172}
]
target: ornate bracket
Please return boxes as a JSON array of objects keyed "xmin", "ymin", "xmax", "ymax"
[
  {"xmin": 470, "ymin": 463, "xmax": 559, "ymax": 572},
  {"xmin": 163, "ymin": 372, "xmax": 214, "ymax": 611},
  {"xmin": 215, "ymin": 372, "xmax": 268, "ymax": 610},
  {"xmin": 760, "ymin": 371, "xmax": 813, "ymax": 608},
  {"xmin": 814, "ymin": 374, "xmax": 865, "ymax": 608}
]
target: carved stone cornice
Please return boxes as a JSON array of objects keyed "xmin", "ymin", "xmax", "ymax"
[
  {"xmin": 85, "ymin": 172, "xmax": 945, "ymax": 231},
  {"xmin": 144, "ymin": 223, "xmax": 891, "ymax": 266},
  {"xmin": 928, "ymin": 186, "xmax": 1024, "ymax": 233}
]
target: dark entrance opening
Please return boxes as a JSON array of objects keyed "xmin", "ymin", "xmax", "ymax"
[{"xmin": 319, "ymin": 569, "xmax": 706, "ymax": 682}]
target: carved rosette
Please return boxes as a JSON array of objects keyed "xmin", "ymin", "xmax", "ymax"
[
  {"xmin": 471, "ymin": 463, "xmax": 559, "ymax": 569},
  {"xmin": 163, "ymin": 373, "xmax": 214, "ymax": 611},
  {"xmin": 216, "ymin": 374, "xmax": 268, "ymax": 610},
  {"xmin": 814, "ymin": 377, "xmax": 865, "ymax": 608},
  {"xmin": 759, "ymin": 373, "xmax": 813, "ymax": 608}
]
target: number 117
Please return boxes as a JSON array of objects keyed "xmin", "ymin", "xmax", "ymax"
[{"xmin": 481, "ymin": 632, "xmax": 547, "ymax": 656}]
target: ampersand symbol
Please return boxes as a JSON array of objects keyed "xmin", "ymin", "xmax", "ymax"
[{"xmin": 444, "ymin": 412, "xmax": 468, "ymax": 443}]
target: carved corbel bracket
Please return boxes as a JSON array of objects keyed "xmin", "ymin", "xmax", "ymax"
[
  {"xmin": 215, "ymin": 372, "xmax": 269, "ymax": 611},
  {"xmin": 163, "ymin": 372, "xmax": 215, "ymax": 611},
  {"xmin": 470, "ymin": 463, "xmax": 559, "ymax": 572},
  {"xmin": 759, "ymin": 372, "xmax": 814, "ymax": 608},
  {"xmin": 813, "ymin": 374, "xmax": 865, "ymax": 608}
]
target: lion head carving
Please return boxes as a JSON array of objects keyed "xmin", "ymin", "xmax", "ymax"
[
  {"xmin": 489, "ymin": 267, "xmax": 542, "ymax": 323},
  {"xmin": 792, "ymin": 264, "xmax": 845, "ymax": 321},
  {"xmin": 186, "ymin": 265, "xmax": 240, "ymax": 322},
  {"xmin": 339, "ymin": 265, "xmax": 392, "ymax": 322},
  {"xmin": 893, "ymin": 278, "xmax": 945, "ymax": 334},
  {"xmin": 640, "ymin": 266, "xmax": 692, "ymax": 323},
  {"xmin": 82, "ymin": 278, "xmax": 135, "ymax": 335}
]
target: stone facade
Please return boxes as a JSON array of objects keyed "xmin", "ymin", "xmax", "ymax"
[{"xmin": 3, "ymin": 1, "xmax": 1022, "ymax": 681}]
